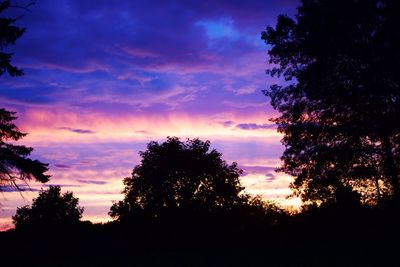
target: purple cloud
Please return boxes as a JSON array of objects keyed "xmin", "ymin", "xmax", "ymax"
[
  {"xmin": 236, "ymin": 123, "xmax": 276, "ymax": 130},
  {"xmin": 54, "ymin": 164, "xmax": 71, "ymax": 169},
  {"xmin": 1, "ymin": 0, "xmax": 298, "ymax": 115},
  {"xmin": 42, "ymin": 184, "xmax": 81, "ymax": 188},
  {"xmin": 58, "ymin": 127, "xmax": 95, "ymax": 134},
  {"xmin": 240, "ymin": 165, "xmax": 277, "ymax": 176},
  {"xmin": 265, "ymin": 173, "xmax": 277, "ymax": 183},
  {"xmin": 77, "ymin": 180, "xmax": 108, "ymax": 185},
  {"xmin": 222, "ymin": 120, "xmax": 235, "ymax": 127},
  {"xmin": 0, "ymin": 185, "xmax": 40, "ymax": 192},
  {"xmin": 135, "ymin": 130, "xmax": 154, "ymax": 135}
]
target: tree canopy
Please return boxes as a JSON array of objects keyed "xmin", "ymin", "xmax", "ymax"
[
  {"xmin": 12, "ymin": 185, "xmax": 84, "ymax": 229},
  {"xmin": 262, "ymin": 0, "xmax": 400, "ymax": 205},
  {"xmin": 110, "ymin": 137, "xmax": 249, "ymax": 220}
]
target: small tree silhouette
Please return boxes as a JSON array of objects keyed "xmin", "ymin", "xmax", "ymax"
[
  {"xmin": 13, "ymin": 186, "xmax": 84, "ymax": 229},
  {"xmin": 110, "ymin": 137, "xmax": 250, "ymax": 220}
]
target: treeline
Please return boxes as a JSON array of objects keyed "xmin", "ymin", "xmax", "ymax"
[
  {"xmin": 10, "ymin": 137, "xmax": 287, "ymax": 230},
  {"xmin": 1, "ymin": 188, "xmax": 400, "ymax": 266},
  {"xmin": 1, "ymin": 137, "xmax": 400, "ymax": 266}
]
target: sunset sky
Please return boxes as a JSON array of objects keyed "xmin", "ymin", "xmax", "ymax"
[{"xmin": 0, "ymin": 0, "xmax": 299, "ymax": 230}]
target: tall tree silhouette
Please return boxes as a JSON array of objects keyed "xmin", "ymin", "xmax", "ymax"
[
  {"xmin": 262, "ymin": 0, "xmax": 400, "ymax": 205},
  {"xmin": 12, "ymin": 186, "xmax": 84, "ymax": 229},
  {"xmin": 110, "ymin": 137, "xmax": 249, "ymax": 220},
  {"xmin": 0, "ymin": 1, "xmax": 49, "ymax": 190}
]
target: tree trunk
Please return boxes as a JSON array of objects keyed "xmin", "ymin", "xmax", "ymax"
[
  {"xmin": 375, "ymin": 176, "xmax": 381, "ymax": 204},
  {"xmin": 382, "ymin": 135, "xmax": 400, "ymax": 203}
]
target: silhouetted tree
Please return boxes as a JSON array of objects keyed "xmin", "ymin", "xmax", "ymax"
[
  {"xmin": 110, "ymin": 137, "xmax": 249, "ymax": 220},
  {"xmin": 1, "ymin": 1, "xmax": 49, "ymax": 191},
  {"xmin": 12, "ymin": 186, "xmax": 84, "ymax": 229},
  {"xmin": 262, "ymin": 0, "xmax": 400, "ymax": 205},
  {"xmin": 0, "ymin": 108, "xmax": 50, "ymax": 190}
]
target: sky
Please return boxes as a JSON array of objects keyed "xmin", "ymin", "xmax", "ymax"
[{"xmin": 0, "ymin": 0, "xmax": 299, "ymax": 230}]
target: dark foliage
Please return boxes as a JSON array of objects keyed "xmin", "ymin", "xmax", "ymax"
[
  {"xmin": 262, "ymin": 0, "xmax": 400, "ymax": 205},
  {"xmin": 110, "ymin": 137, "xmax": 253, "ymax": 220},
  {"xmin": 0, "ymin": 0, "xmax": 25, "ymax": 76},
  {"xmin": 0, "ymin": 108, "xmax": 49, "ymax": 190},
  {"xmin": 0, "ymin": 1, "xmax": 49, "ymax": 191},
  {"xmin": 12, "ymin": 185, "xmax": 84, "ymax": 229}
]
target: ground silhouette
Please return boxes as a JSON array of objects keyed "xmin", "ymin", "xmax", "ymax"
[{"xmin": 1, "ymin": 203, "xmax": 400, "ymax": 266}]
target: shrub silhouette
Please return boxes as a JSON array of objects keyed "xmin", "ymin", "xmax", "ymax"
[{"xmin": 13, "ymin": 185, "xmax": 84, "ymax": 229}]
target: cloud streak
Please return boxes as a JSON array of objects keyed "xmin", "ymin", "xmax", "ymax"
[
  {"xmin": 58, "ymin": 127, "xmax": 96, "ymax": 134},
  {"xmin": 236, "ymin": 123, "xmax": 276, "ymax": 130},
  {"xmin": 77, "ymin": 180, "xmax": 108, "ymax": 185}
]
